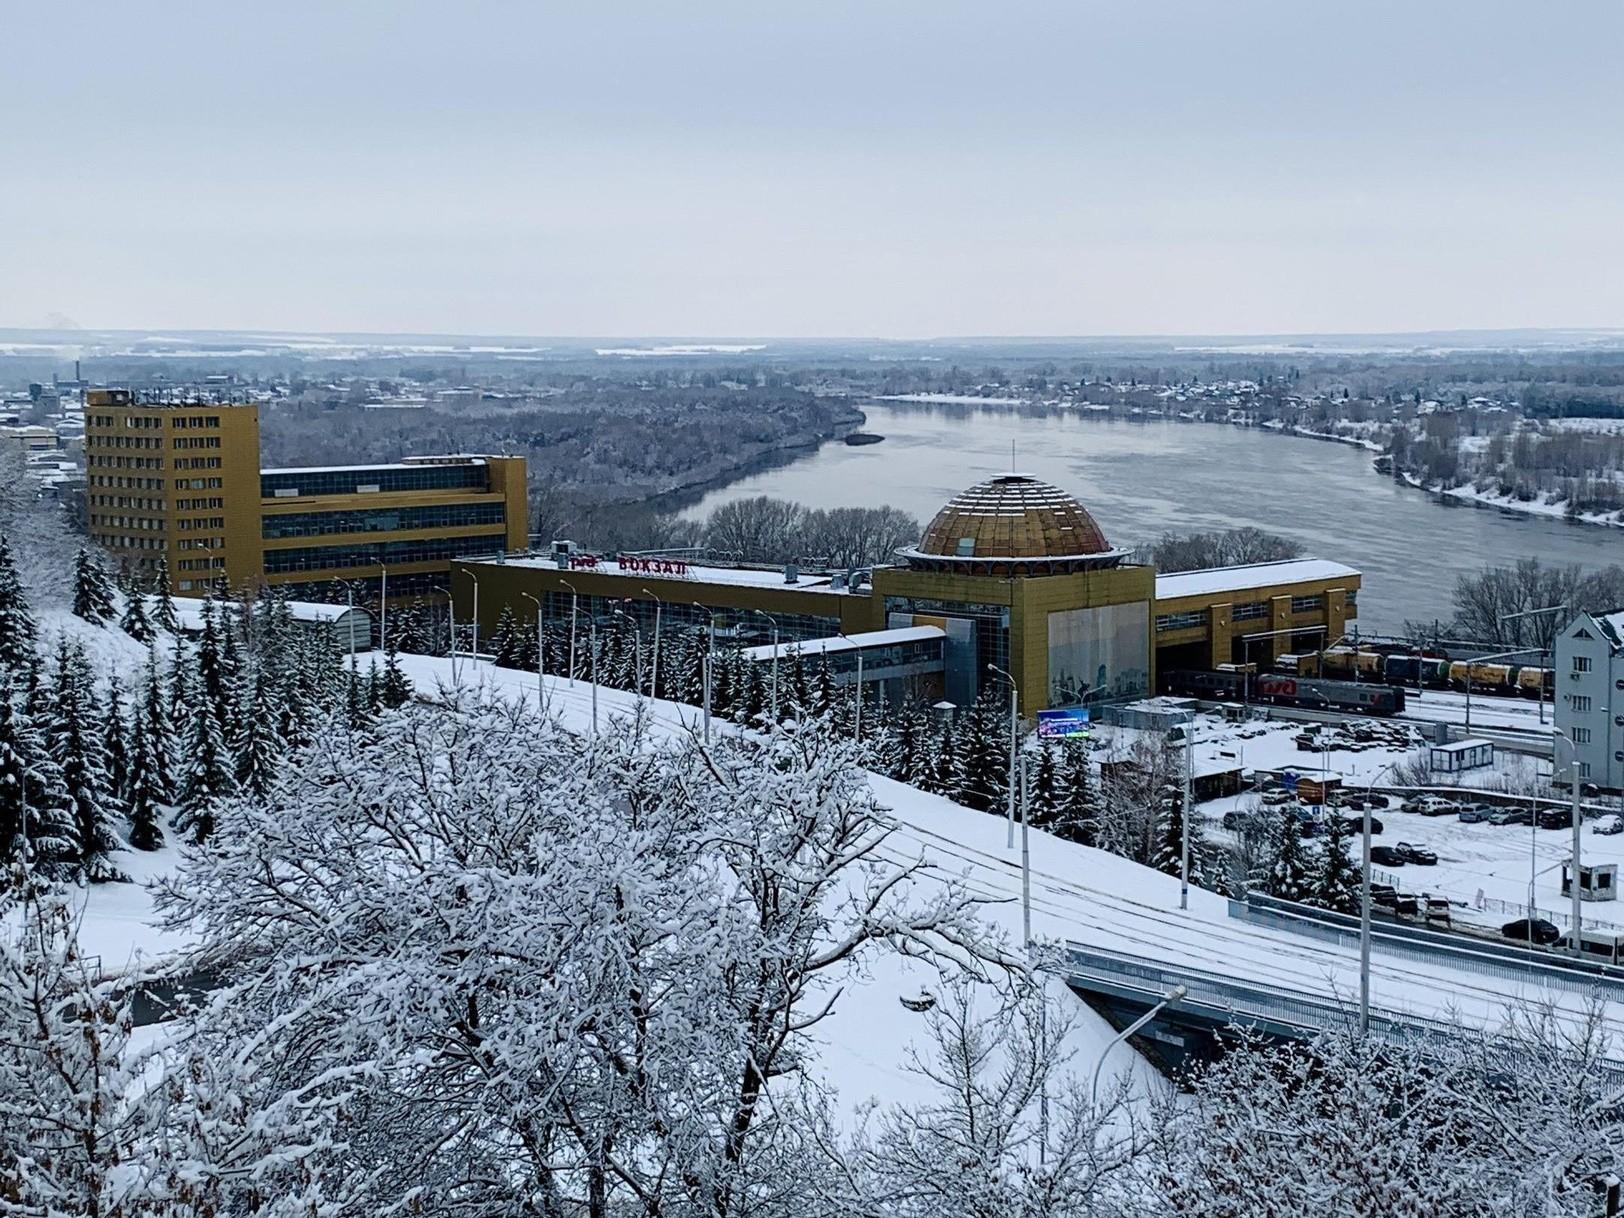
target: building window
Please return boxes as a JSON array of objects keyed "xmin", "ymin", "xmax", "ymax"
[
  {"xmin": 1575, "ymin": 727, "xmax": 1593, "ymax": 745},
  {"xmin": 261, "ymin": 501, "xmax": 507, "ymax": 539},
  {"xmin": 1154, "ymin": 610, "xmax": 1207, "ymax": 633},
  {"xmin": 1232, "ymin": 601, "xmax": 1268, "ymax": 622},
  {"xmin": 260, "ymin": 464, "xmax": 489, "ymax": 498},
  {"xmin": 1572, "ymin": 695, "xmax": 1592, "ymax": 713},
  {"xmin": 1574, "ymin": 655, "xmax": 1593, "ymax": 673},
  {"xmin": 1290, "ymin": 595, "xmax": 1323, "ymax": 614}
]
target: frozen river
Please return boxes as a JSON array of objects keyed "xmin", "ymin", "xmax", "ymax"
[{"xmin": 684, "ymin": 402, "xmax": 1624, "ymax": 633}]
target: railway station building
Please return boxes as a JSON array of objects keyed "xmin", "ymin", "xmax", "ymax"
[{"xmin": 453, "ymin": 473, "xmax": 1361, "ymax": 716}]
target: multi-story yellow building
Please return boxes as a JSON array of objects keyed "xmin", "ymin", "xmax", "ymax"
[
  {"xmin": 84, "ymin": 390, "xmax": 527, "ymax": 600},
  {"xmin": 453, "ymin": 473, "xmax": 1360, "ymax": 716}
]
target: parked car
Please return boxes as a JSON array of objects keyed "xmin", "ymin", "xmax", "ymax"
[
  {"xmin": 1488, "ymin": 808, "xmax": 1532, "ymax": 827},
  {"xmin": 1595, "ymin": 815, "xmax": 1624, "ymax": 836},
  {"xmin": 1411, "ymin": 796, "xmax": 1459, "ymax": 817},
  {"xmin": 1261, "ymin": 788, "xmax": 1293, "ymax": 806},
  {"xmin": 1221, "ymin": 809, "xmax": 1260, "ymax": 832},
  {"xmin": 1457, "ymin": 804, "xmax": 1493, "ymax": 824},
  {"xmin": 1538, "ymin": 808, "xmax": 1575, "ymax": 831},
  {"xmin": 1423, "ymin": 896, "xmax": 1452, "ymax": 926},
  {"xmin": 1395, "ymin": 841, "xmax": 1438, "ymax": 865},
  {"xmin": 1364, "ymin": 794, "xmax": 1392, "ymax": 810},
  {"xmin": 1337, "ymin": 813, "xmax": 1383, "ymax": 836},
  {"xmin": 1369, "ymin": 845, "xmax": 1406, "ymax": 866},
  {"xmin": 1501, "ymin": 918, "xmax": 1561, "ymax": 946}
]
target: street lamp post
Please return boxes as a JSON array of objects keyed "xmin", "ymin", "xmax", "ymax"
[
  {"xmin": 611, "ymin": 605, "xmax": 643, "ymax": 697},
  {"xmin": 753, "ymin": 609, "xmax": 780, "ymax": 723},
  {"xmin": 589, "ymin": 615, "xmax": 600, "ymax": 736},
  {"xmin": 1090, "ymin": 984, "xmax": 1187, "ymax": 1107},
  {"xmin": 1360, "ymin": 760, "xmax": 1399, "ymax": 1036},
  {"xmin": 1553, "ymin": 729, "xmax": 1584, "ymax": 955},
  {"xmin": 521, "ymin": 591, "xmax": 546, "ymax": 717},
  {"xmin": 468, "ymin": 572, "xmax": 480, "ymax": 671},
  {"xmin": 640, "ymin": 588, "xmax": 663, "ymax": 701},
  {"xmin": 560, "ymin": 579, "xmax": 580, "ymax": 687},
  {"xmin": 988, "ymin": 664, "xmax": 1020, "ymax": 850},
  {"xmin": 692, "ymin": 602, "xmax": 715, "ymax": 743},
  {"xmin": 1171, "ymin": 718, "xmax": 1194, "ymax": 911},
  {"xmin": 838, "ymin": 632, "xmax": 865, "ymax": 743},
  {"xmin": 1020, "ymin": 746, "xmax": 1032, "ymax": 946}
]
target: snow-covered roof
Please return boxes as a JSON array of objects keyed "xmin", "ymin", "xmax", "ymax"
[
  {"xmin": 259, "ymin": 460, "xmax": 484, "ymax": 475},
  {"xmin": 1154, "ymin": 558, "xmax": 1361, "ymax": 602},
  {"xmin": 739, "ymin": 625, "xmax": 946, "ymax": 662},
  {"xmin": 493, "ymin": 556, "xmax": 868, "ymax": 595},
  {"xmin": 149, "ymin": 596, "xmax": 371, "ymax": 630}
]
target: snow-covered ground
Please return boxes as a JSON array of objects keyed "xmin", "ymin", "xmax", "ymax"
[{"xmin": 1398, "ymin": 470, "xmax": 1624, "ymax": 529}]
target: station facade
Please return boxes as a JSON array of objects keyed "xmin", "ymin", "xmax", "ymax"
[{"xmin": 454, "ymin": 473, "xmax": 1361, "ymax": 716}]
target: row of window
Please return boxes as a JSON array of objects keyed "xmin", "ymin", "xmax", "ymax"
[
  {"xmin": 1232, "ymin": 601, "xmax": 1269, "ymax": 621},
  {"xmin": 260, "ymin": 464, "xmax": 488, "ymax": 499},
  {"xmin": 178, "ymin": 557, "xmax": 227, "ymax": 572},
  {"xmin": 172, "ymin": 436, "xmax": 223, "ymax": 450},
  {"xmin": 1290, "ymin": 595, "xmax": 1324, "ymax": 614},
  {"xmin": 176, "ymin": 497, "xmax": 224, "ymax": 510},
  {"xmin": 91, "ymin": 515, "xmax": 164, "ymax": 532},
  {"xmin": 176, "ymin": 517, "xmax": 225, "ymax": 531},
  {"xmin": 88, "ymin": 414, "xmax": 220, "ymax": 430},
  {"xmin": 87, "ymin": 434, "xmax": 164, "ymax": 450},
  {"xmin": 261, "ymin": 501, "xmax": 507, "ymax": 539},
  {"xmin": 1155, "ymin": 610, "xmax": 1207, "ymax": 633},
  {"xmin": 174, "ymin": 457, "xmax": 223, "ymax": 470},
  {"xmin": 261, "ymin": 532, "xmax": 503, "ymax": 574},
  {"xmin": 90, "ymin": 496, "xmax": 164, "ymax": 512},
  {"xmin": 90, "ymin": 476, "xmax": 165, "ymax": 491},
  {"xmin": 98, "ymin": 533, "xmax": 166, "ymax": 551},
  {"xmin": 88, "ymin": 455, "xmax": 164, "ymax": 471}
]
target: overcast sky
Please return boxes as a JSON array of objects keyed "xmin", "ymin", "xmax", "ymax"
[{"xmin": 4, "ymin": 2, "xmax": 1621, "ymax": 337}]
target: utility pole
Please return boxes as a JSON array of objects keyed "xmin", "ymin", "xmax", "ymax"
[
  {"xmin": 561, "ymin": 579, "xmax": 580, "ymax": 687},
  {"xmin": 522, "ymin": 591, "xmax": 546, "ymax": 717},
  {"xmin": 988, "ymin": 664, "xmax": 1020, "ymax": 850},
  {"xmin": 693, "ymin": 602, "xmax": 714, "ymax": 743},
  {"xmin": 641, "ymin": 588, "xmax": 663, "ymax": 701},
  {"xmin": 754, "ymin": 610, "xmax": 780, "ymax": 723},
  {"xmin": 1180, "ymin": 719, "xmax": 1193, "ymax": 911}
]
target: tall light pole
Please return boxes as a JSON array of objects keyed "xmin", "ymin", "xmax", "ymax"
[
  {"xmin": 378, "ymin": 566, "xmax": 388, "ymax": 654},
  {"xmin": 521, "ymin": 591, "xmax": 546, "ymax": 717},
  {"xmin": 1498, "ymin": 604, "xmax": 1565, "ymax": 725},
  {"xmin": 640, "ymin": 588, "xmax": 663, "ymax": 701},
  {"xmin": 589, "ymin": 614, "xmax": 600, "ymax": 736},
  {"xmin": 988, "ymin": 664, "xmax": 1020, "ymax": 850},
  {"xmin": 753, "ymin": 609, "xmax": 780, "ymax": 723},
  {"xmin": 1553, "ymin": 728, "xmax": 1584, "ymax": 955},
  {"xmin": 1359, "ymin": 760, "xmax": 1399, "ymax": 1037},
  {"xmin": 1090, "ymin": 984, "xmax": 1186, "ymax": 1107},
  {"xmin": 468, "ymin": 572, "xmax": 480, "ymax": 670},
  {"xmin": 692, "ymin": 602, "xmax": 715, "ymax": 743},
  {"xmin": 1170, "ymin": 717, "xmax": 1194, "ymax": 911},
  {"xmin": 560, "ymin": 579, "xmax": 580, "ymax": 687},
  {"xmin": 611, "ymin": 604, "xmax": 643, "ymax": 698},
  {"xmin": 838, "ymin": 632, "xmax": 866, "ymax": 743},
  {"xmin": 1020, "ymin": 745, "xmax": 1032, "ymax": 946}
]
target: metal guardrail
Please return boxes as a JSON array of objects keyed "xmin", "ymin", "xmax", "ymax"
[
  {"xmin": 1062, "ymin": 941, "xmax": 1462, "ymax": 1046},
  {"xmin": 1473, "ymin": 893, "xmax": 1620, "ymax": 933}
]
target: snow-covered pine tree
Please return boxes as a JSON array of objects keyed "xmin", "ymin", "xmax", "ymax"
[
  {"xmin": 176, "ymin": 700, "xmax": 236, "ymax": 844},
  {"xmin": 218, "ymin": 612, "xmax": 244, "ymax": 742},
  {"xmin": 365, "ymin": 659, "xmax": 384, "ymax": 716},
  {"xmin": 344, "ymin": 668, "xmax": 371, "ymax": 730},
  {"xmin": 0, "ymin": 535, "xmax": 37, "ymax": 670},
  {"xmin": 196, "ymin": 598, "xmax": 231, "ymax": 729},
  {"xmin": 489, "ymin": 604, "xmax": 521, "ymax": 669},
  {"xmin": 124, "ymin": 705, "xmax": 166, "ymax": 852},
  {"xmin": 812, "ymin": 653, "xmax": 836, "ymax": 716},
  {"xmin": 152, "ymin": 559, "xmax": 180, "ymax": 633},
  {"xmin": 234, "ymin": 668, "xmax": 283, "ymax": 800},
  {"xmin": 46, "ymin": 642, "xmax": 123, "ymax": 882},
  {"xmin": 1056, "ymin": 739, "xmax": 1099, "ymax": 846},
  {"xmin": 929, "ymin": 714, "xmax": 961, "ymax": 797},
  {"xmin": 117, "ymin": 577, "xmax": 153, "ymax": 642},
  {"xmin": 1312, "ymin": 810, "xmax": 1362, "ymax": 914},
  {"xmin": 1028, "ymin": 741, "xmax": 1061, "ymax": 829},
  {"xmin": 0, "ymin": 681, "xmax": 72, "ymax": 870},
  {"xmin": 0, "ymin": 883, "xmax": 154, "ymax": 1215},
  {"xmin": 140, "ymin": 648, "xmax": 174, "ymax": 805},
  {"xmin": 71, "ymin": 545, "xmax": 117, "ymax": 625},
  {"xmin": 101, "ymin": 676, "xmax": 131, "ymax": 818},
  {"xmin": 955, "ymin": 690, "xmax": 1011, "ymax": 814},
  {"xmin": 380, "ymin": 648, "xmax": 413, "ymax": 709},
  {"xmin": 1267, "ymin": 809, "xmax": 1314, "ymax": 903}
]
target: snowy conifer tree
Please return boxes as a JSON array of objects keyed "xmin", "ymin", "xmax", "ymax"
[
  {"xmin": 117, "ymin": 578, "xmax": 153, "ymax": 642},
  {"xmin": 489, "ymin": 604, "xmax": 521, "ymax": 668},
  {"xmin": 380, "ymin": 647, "xmax": 413, "ymax": 709},
  {"xmin": 124, "ymin": 707, "xmax": 166, "ymax": 852},
  {"xmin": 1312, "ymin": 810, "xmax": 1362, "ymax": 914},
  {"xmin": 196, "ymin": 598, "xmax": 231, "ymax": 729},
  {"xmin": 71, "ymin": 545, "xmax": 116, "ymax": 625},
  {"xmin": 1028, "ymin": 741, "xmax": 1061, "ymax": 829},
  {"xmin": 139, "ymin": 648, "xmax": 174, "ymax": 805},
  {"xmin": 46, "ymin": 642, "xmax": 123, "ymax": 882},
  {"xmin": 1056, "ymin": 740, "xmax": 1099, "ymax": 846},
  {"xmin": 176, "ymin": 700, "xmax": 236, "ymax": 844},
  {"xmin": 0, "ymin": 682, "xmax": 72, "ymax": 871},
  {"xmin": 234, "ymin": 669, "xmax": 283, "ymax": 799},
  {"xmin": 0, "ymin": 535, "xmax": 36, "ymax": 670},
  {"xmin": 152, "ymin": 559, "xmax": 180, "ymax": 633},
  {"xmin": 1267, "ymin": 809, "xmax": 1313, "ymax": 903},
  {"xmin": 955, "ymin": 690, "xmax": 1011, "ymax": 813},
  {"xmin": 101, "ymin": 677, "xmax": 130, "ymax": 818}
]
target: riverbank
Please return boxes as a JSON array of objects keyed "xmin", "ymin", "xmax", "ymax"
[{"xmin": 1394, "ymin": 470, "xmax": 1624, "ymax": 531}]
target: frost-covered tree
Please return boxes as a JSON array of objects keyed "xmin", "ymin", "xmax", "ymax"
[
  {"xmin": 833, "ymin": 979, "xmax": 1144, "ymax": 1218},
  {"xmin": 957, "ymin": 689, "xmax": 1012, "ymax": 814},
  {"xmin": 118, "ymin": 577, "xmax": 153, "ymax": 642},
  {"xmin": 175, "ymin": 700, "xmax": 236, "ymax": 844},
  {"xmin": 71, "ymin": 545, "xmax": 117, "ymax": 625},
  {"xmin": 1311, "ymin": 811, "xmax": 1362, "ymax": 915},
  {"xmin": 152, "ymin": 559, "xmax": 180, "ymax": 634},
  {"xmin": 139, "ymin": 647, "xmax": 174, "ymax": 805},
  {"xmin": 233, "ymin": 668, "xmax": 283, "ymax": 800},
  {"xmin": 124, "ymin": 707, "xmax": 166, "ymax": 852},
  {"xmin": 0, "ymin": 682, "xmax": 72, "ymax": 872},
  {"xmin": 47, "ymin": 641, "xmax": 124, "ymax": 882},
  {"xmin": 101, "ymin": 676, "xmax": 131, "ymax": 818},
  {"xmin": 380, "ymin": 647, "xmax": 413, "ymax": 709},
  {"xmin": 196, "ymin": 598, "xmax": 231, "ymax": 730},
  {"xmin": 489, "ymin": 603, "xmax": 522, "ymax": 668},
  {"xmin": 1265, "ymin": 809, "xmax": 1313, "ymax": 903},
  {"xmin": 0, "ymin": 534, "xmax": 37, "ymax": 670},
  {"xmin": 1056, "ymin": 740, "xmax": 1099, "ymax": 847},
  {"xmin": 0, "ymin": 883, "xmax": 155, "ymax": 1215},
  {"xmin": 153, "ymin": 698, "xmax": 1000, "ymax": 1216}
]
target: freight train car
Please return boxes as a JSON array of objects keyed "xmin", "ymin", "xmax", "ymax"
[{"xmin": 1165, "ymin": 670, "xmax": 1406, "ymax": 715}]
